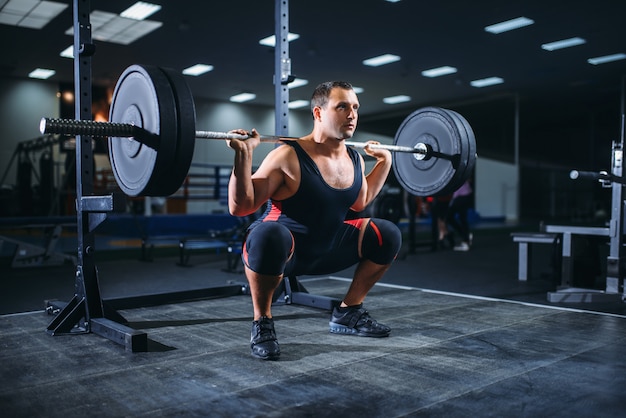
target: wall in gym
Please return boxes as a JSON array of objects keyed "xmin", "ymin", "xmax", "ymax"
[{"xmin": 0, "ymin": 79, "xmax": 60, "ymax": 185}]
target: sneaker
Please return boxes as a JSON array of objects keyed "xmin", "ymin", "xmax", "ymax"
[
  {"xmin": 250, "ymin": 316, "xmax": 280, "ymax": 360},
  {"xmin": 453, "ymin": 242, "xmax": 470, "ymax": 251},
  {"xmin": 329, "ymin": 304, "xmax": 390, "ymax": 337}
]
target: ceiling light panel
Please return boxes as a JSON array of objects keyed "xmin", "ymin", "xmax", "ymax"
[
  {"xmin": 288, "ymin": 100, "xmax": 310, "ymax": 109},
  {"xmin": 587, "ymin": 53, "xmax": 626, "ymax": 65},
  {"xmin": 422, "ymin": 66, "xmax": 457, "ymax": 78},
  {"xmin": 230, "ymin": 93, "xmax": 256, "ymax": 103},
  {"xmin": 120, "ymin": 2, "xmax": 161, "ymax": 20},
  {"xmin": 470, "ymin": 77, "xmax": 504, "ymax": 88},
  {"xmin": 541, "ymin": 37, "xmax": 586, "ymax": 51},
  {"xmin": 65, "ymin": 10, "xmax": 163, "ymax": 45},
  {"xmin": 363, "ymin": 54, "xmax": 401, "ymax": 67},
  {"xmin": 29, "ymin": 68, "xmax": 55, "ymax": 79},
  {"xmin": 484, "ymin": 17, "xmax": 534, "ymax": 34},
  {"xmin": 288, "ymin": 78, "xmax": 309, "ymax": 89},
  {"xmin": 383, "ymin": 95, "xmax": 411, "ymax": 104},
  {"xmin": 0, "ymin": 0, "xmax": 67, "ymax": 29},
  {"xmin": 183, "ymin": 64, "xmax": 214, "ymax": 76},
  {"xmin": 259, "ymin": 33, "xmax": 300, "ymax": 47}
]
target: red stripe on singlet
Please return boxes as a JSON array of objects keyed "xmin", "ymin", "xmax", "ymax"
[
  {"xmin": 264, "ymin": 201, "xmax": 282, "ymax": 221},
  {"xmin": 345, "ymin": 218, "xmax": 383, "ymax": 246},
  {"xmin": 369, "ymin": 220, "xmax": 383, "ymax": 246},
  {"xmin": 344, "ymin": 218, "xmax": 364, "ymax": 229}
]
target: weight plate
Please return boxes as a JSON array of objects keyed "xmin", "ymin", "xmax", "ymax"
[
  {"xmin": 158, "ymin": 66, "xmax": 196, "ymax": 196},
  {"xmin": 392, "ymin": 107, "xmax": 465, "ymax": 197},
  {"xmin": 108, "ymin": 65, "xmax": 178, "ymax": 196},
  {"xmin": 444, "ymin": 108, "xmax": 477, "ymax": 188}
]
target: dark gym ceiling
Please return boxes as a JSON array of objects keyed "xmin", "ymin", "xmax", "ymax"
[{"xmin": 1, "ymin": 0, "xmax": 626, "ymax": 138}]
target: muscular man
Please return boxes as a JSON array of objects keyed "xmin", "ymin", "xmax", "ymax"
[{"xmin": 227, "ymin": 81, "xmax": 402, "ymax": 360}]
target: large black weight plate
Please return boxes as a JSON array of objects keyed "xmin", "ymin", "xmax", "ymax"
[
  {"xmin": 442, "ymin": 108, "xmax": 477, "ymax": 191},
  {"xmin": 158, "ymin": 66, "xmax": 196, "ymax": 195},
  {"xmin": 108, "ymin": 65, "xmax": 179, "ymax": 196},
  {"xmin": 393, "ymin": 107, "xmax": 469, "ymax": 197}
]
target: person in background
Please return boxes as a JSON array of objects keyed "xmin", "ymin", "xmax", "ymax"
[{"xmin": 446, "ymin": 179, "xmax": 473, "ymax": 251}]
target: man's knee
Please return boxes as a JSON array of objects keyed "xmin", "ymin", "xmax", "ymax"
[
  {"xmin": 361, "ymin": 218, "xmax": 402, "ymax": 265},
  {"xmin": 244, "ymin": 222, "xmax": 294, "ymax": 275}
]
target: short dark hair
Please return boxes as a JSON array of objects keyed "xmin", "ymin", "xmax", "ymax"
[{"xmin": 310, "ymin": 81, "xmax": 354, "ymax": 114}]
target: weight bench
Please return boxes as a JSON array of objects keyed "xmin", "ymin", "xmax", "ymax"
[
  {"xmin": 511, "ymin": 232, "xmax": 560, "ymax": 281},
  {"xmin": 140, "ymin": 235, "xmax": 228, "ymax": 266}
]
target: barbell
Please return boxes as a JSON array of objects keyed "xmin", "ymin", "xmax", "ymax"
[{"xmin": 40, "ymin": 64, "xmax": 477, "ymax": 198}]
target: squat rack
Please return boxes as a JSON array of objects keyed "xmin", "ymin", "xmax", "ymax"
[{"xmin": 46, "ymin": 0, "xmax": 332, "ymax": 352}]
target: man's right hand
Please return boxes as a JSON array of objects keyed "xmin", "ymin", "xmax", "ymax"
[{"xmin": 227, "ymin": 128, "xmax": 261, "ymax": 153}]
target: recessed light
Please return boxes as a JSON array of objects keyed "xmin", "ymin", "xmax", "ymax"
[
  {"xmin": 29, "ymin": 68, "xmax": 56, "ymax": 79},
  {"xmin": 470, "ymin": 77, "xmax": 504, "ymax": 88},
  {"xmin": 288, "ymin": 100, "xmax": 310, "ymax": 109},
  {"xmin": 541, "ymin": 37, "xmax": 586, "ymax": 51},
  {"xmin": 182, "ymin": 64, "xmax": 214, "ymax": 76},
  {"xmin": 587, "ymin": 53, "xmax": 626, "ymax": 65},
  {"xmin": 259, "ymin": 33, "xmax": 300, "ymax": 47},
  {"xmin": 383, "ymin": 95, "xmax": 411, "ymax": 104},
  {"xmin": 230, "ymin": 93, "xmax": 256, "ymax": 103},
  {"xmin": 363, "ymin": 54, "xmax": 401, "ymax": 67},
  {"xmin": 485, "ymin": 17, "xmax": 534, "ymax": 34},
  {"xmin": 288, "ymin": 78, "xmax": 309, "ymax": 89},
  {"xmin": 60, "ymin": 45, "xmax": 74, "ymax": 58},
  {"xmin": 422, "ymin": 66, "xmax": 458, "ymax": 78},
  {"xmin": 120, "ymin": 2, "xmax": 161, "ymax": 21}
]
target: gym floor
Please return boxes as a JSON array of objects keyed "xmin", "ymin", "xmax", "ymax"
[{"xmin": 1, "ymin": 222, "xmax": 626, "ymax": 417}]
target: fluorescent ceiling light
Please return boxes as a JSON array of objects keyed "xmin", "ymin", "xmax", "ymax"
[
  {"xmin": 422, "ymin": 66, "xmax": 457, "ymax": 78},
  {"xmin": 385, "ymin": 0, "xmax": 402, "ymax": 2},
  {"xmin": 363, "ymin": 54, "xmax": 401, "ymax": 67},
  {"xmin": 60, "ymin": 45, "xmax": 73, "ymax": 58},
  {"xmin": 0, "ymin": 0, "xmax": 68, "ymax": 29},
  {"xmin": 383, "ymin": 95, "xmax": 411, "ymax": 104},
  {"xmin": 470, "ymin": 77, "xmax": 504, "ymax": 88},
  {"xmin": 259, "ymin": 32, "xmax": 300, "ymax": 47},
  {"xmin": 587, "ymin": 53, "xmax": 626, "ymax": 65},
  {"xmin": 541, "ymin": 37, "xmax": 586, "ymax": 51},
  {"xmin": 288, "ymin": 100, "xmax": 310, "ymax": 109},
  {"xmin": 230, "ymin": 93, "xmax": 256, "ymax": 103},
  {"xmin": 120, "ymin": 2, "xmax": 161, "ymax": 21},
  {"xmin": 182, "ymin": 64, "xmax": 214, "ymax": 76},
  {"xmin": 485, "ymin": 17, "xmax": 534, "ymax": 34},
  {"xmin": 65, "ymin": 10, "xmax": 162, "ymax": 45},
  {"xmin": 352, "ymin": 86, "xmax": 364, "ymax": 94},
  {"xmin": 29, "ymin": 68, "xmax": 55, "ymax": 79},
  {"xmin": 288, "ymin": 78, "xmax": 309, "ymax": 89}
]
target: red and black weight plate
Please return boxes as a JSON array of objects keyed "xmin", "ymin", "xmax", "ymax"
[
  {"xmin": 108, "ymin": 64, "xmax": 179, "ymax": 196},
  {"xmin": 392, "ymin": 107, "xmax": 471, "ymax": 197}
]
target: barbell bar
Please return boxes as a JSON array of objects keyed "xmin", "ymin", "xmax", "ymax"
[
  {"xmin": 39, "ymin": 118, "xmax": 454, "ymax": 161},
  {"xmin": 38, "ymin": 64, "xmax": 476, "ymax": 198}
]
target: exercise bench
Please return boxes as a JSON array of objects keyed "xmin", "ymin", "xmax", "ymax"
[{"xmin": 511, "ymin": 232, "xmax": 560, "ymax": 281}]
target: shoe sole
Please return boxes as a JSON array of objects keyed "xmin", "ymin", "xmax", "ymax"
[
  {"xmin": 329, "ymin": 323, "xmax": 390, "ymax": 338},
  {"xmin": 251, "ymin": 349, "xmax": 280, "ymax": 360}
]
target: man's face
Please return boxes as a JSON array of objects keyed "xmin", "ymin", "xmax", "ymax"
[{"xmin": 318, "ymin": 87, "xmax": 360, "ymax": 140}]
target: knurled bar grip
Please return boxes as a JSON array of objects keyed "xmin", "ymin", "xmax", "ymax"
[
  {"xmin": 40, "ymin": 118, "xmax": 143, "ymax": 138},
  {"xmin": 40, "ymin": 117, "xmax": 425, "ymax": 155}
]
